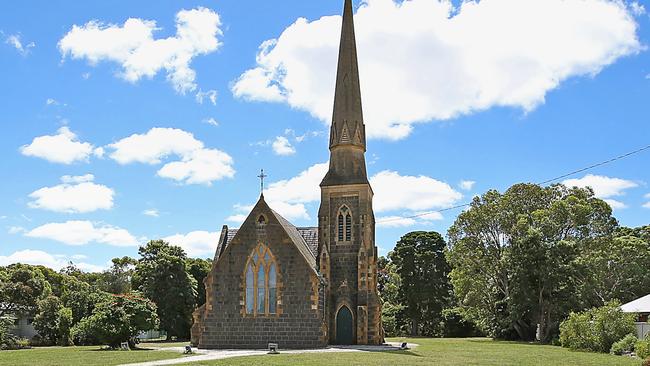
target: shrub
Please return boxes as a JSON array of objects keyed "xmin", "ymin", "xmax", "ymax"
[
  {"xmin": 72, "ymin": 293, "xmax": 158, "ymax": 348},
  {"xmin": 610, "ymin": 333, "xmax": 637, "ymax": 355},
  {"xmin": 642, "ymin": 357, "xmax": 650, "ymax": 366},
  {"xmin": 636, "ymin": 338, "xmax": 650, "ymax": 359},
  {"xmin": 559, "ymin": 300, "xmax": 636, "ymax": 353}
]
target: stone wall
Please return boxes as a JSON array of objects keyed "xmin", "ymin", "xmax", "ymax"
[{"xmin": 193, "ymin": 200, "xmax": 327, "ymax": 349}]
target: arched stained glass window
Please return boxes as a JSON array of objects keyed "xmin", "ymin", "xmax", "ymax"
[
  {"xmin": 243, "ymin": 243, "xmax": 278, "ymax": 316},
  {"xmin": 269, "ymin": 264, "xmax": 277, "ymax": 314},
  {"xmin": 246, "ymin": 265, "xmax": 254, "ymax": 313},
  {"xmin": 338, "ymin": 214, "xmax": 344, "ymax": 241}
]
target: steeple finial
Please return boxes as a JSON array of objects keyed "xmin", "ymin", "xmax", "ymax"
[{"xmin": 330, "ymin": 0, "xmax": 365, "ymax": 150}]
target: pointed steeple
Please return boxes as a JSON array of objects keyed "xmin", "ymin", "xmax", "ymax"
[
  {"xmin": 321, "ymin": 0, "xmax": 369, "ymax": 187},
  {"xmin": 330, "ymin": 0, "xmax": 365, "ymax": 150}
]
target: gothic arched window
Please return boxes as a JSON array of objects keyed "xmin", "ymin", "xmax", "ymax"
[
  {"xmin": 244, "ymin": 243, "xmax": 278, "ymax": 316},
  {"xmin": 337, "ymin": 206, "xmax": 352, "ymax": 243}
]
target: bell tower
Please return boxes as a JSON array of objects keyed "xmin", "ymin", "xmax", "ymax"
[{"xmin": 318, "ymin": 0, "xmax": 382, "ymax": 345}]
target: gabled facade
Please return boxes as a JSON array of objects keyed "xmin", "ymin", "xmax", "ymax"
[{"xmin": 191, "ymin": 0, "xmax": 382, "ymax": 348}]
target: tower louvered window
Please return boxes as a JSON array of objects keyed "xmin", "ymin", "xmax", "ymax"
[
  {"xmin": 345, "ymin": 214, "xmax": 352, "ymax": 241},
  {"xmin": 337, "ymin": 206, "xmax": 352, "ymax": 243}
]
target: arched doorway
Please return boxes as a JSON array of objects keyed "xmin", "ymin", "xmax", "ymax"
[{"xmin": 336, "ymin": 305, "xmax": 354, "ymax": 345}]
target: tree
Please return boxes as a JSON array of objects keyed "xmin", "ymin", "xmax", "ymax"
[
  {"xmin": 447, "ymin": 183, "xmax": 618, "ymax": 341},
  {"xmin": 0, "ymin": 264, "xmax": 50, "ymax": 317},
  {"xmin": 72, "ymin": 293, "xmax": 159, "ymax": 348},
  {"xmin": 186, "ymin": 258, "xmax": 212, "ymax": 307},
  {"xmin": 578, "ymin": 234, "xmax": 650, "ymax": 306},
  {"xmin": 61, "ymin": 276, "xmax": 111, "ymax": 324},
  {"xmin": 377, "ymin": 256, "xmax": 406, "ymax": 336},
  {"xmin": 33, "ymin": 295, "xmax": 73, "ymax": 346},
  {"xmin": 98, "ymin": 257, "xmax": 136, "ymax": 294},
  {"xmin": 389, "ymin": 231, "xmax": 452, "ymax": 337},
  {"xmin": 132, "ymin": 241, "xmax": 197, "ymax": 339}
]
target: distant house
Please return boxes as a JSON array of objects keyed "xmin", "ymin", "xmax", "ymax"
[
  {"xmin": 621, "ymin": 294, "xmax": 650, "ymax": 339},
  {"xmin": 8, "ymin": 315, "xmax": 38, "ymax": 340}
]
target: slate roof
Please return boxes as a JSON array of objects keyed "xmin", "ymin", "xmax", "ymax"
[{"xmin": 215, "ymin": 222, "xmax": 318, "ymax": 265}]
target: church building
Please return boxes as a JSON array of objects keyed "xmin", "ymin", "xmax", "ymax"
[{"xmin": 191, "ymin": 0, "xmax": 383, "ymax": 348}]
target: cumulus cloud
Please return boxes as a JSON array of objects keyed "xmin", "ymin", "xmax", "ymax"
[
  {"xmin": 26, "ymin": 220, "xmax": 139, "ymax": 247},
  {"xmin": 8, "ymin": 226, "xmax": 25, "ymax": 234},
  {"xmin": 371, "ymin": 170, "xmax": 462, "ymax": 212},
  {"xmin": 563, "ymin": 174, "xmax": 639, "ymax": 209},
  {"xmin": 272, "ymin": 136, "xmax": 296, "ymax": 156},
  {"xmin": 233, "ymin": 0, "xmax": 641, "ymax": 140},
  {"xmin": 4, "ymin": 33, "xmax": 35, "ymax": 55},
  {"xmin": 107, "ymin": 127, "xmax": 235, "ymax": 185},
  {"xmin": 643, "ymin": 193, "xmax": 650, "ymax": 209},
  {"xmin": 20, "ymin": 127, "xmax": 101, "ymax": 164},
  {"xmin": 163, "ymin": 231, "xmax": 219, "ymax": 257},
  {"xmin": 58, "ymin": 7, "xmax": 223, "ymax": 94},
  {"xmin": 0, "ymin": 250, "xmax": 105, "ymax": 272},
  {"xmin": 228, "ymin": 161, "xmax": 462, "ymax": 225},
  {"xmin": 28, "ymin": 175, "xmax": 114, "ymax": 213}
]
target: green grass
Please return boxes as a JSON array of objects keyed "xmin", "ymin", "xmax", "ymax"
[
  {"xmin": 0, "ymin": 345, "xmax": 183, "ymax": 366},
  {"xmin": 0, "ymin": 338, "xmax": 643, "ymax": 366},
  {"xmin": 185, "ymin": 338, "xmax": 643, "ymax": 366}
]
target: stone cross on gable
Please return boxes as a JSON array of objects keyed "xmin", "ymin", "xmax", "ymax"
[{"xmin": 257, "ymin": 169, "xmax": 267, "ymax": 194}]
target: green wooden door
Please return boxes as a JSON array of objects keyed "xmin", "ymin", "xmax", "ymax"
[{"xmin": 336, "ymin": 306, "xmax": 354, "ymax": 345}]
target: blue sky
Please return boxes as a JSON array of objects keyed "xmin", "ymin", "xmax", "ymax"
[{"xmin": 1, "ymin": 0, "xmax": 649, "ymax": 271}]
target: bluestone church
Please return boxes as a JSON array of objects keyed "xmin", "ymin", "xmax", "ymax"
[{"xmin": 191, "ymin": 0, "xmax": 383, "ymax": 348}]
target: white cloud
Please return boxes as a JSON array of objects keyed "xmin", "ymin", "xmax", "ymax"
[
  {"xmin": 376, "ymin": 216, "xmax": 417, "ymax": 228},
  {"xmin": 143, "ymin": 209, "xmax": 160, "ymax": 217},
  {"xmin": 4, "ymin": 34, "xmax": 35, "ymax": 55},
  {"xmin": 371, "ymin": 170, "xmax": 462, "ymax": 212},
  {"xmin": 20, "ymin": 127, "xmax": 101, "ymax": 164},
  {"xmin": 233, "ymin": 0, "xmax": 641, "ymax": 140},
  {"xmin": 8, "ymin": 226, "xmax": 25, "ymax": 234},
  {"xmin": 157, "ymin": 148, "xmax": 234, "ymax": 185},
  {"xmin": 61, "ymin": 174, "xmax": 95, "ymax": 184},
  {"xmin": 272, "ymin": 136, "xmax": 296, "ymax": 156},
  {"xmin": 196, "ymin": 89, "xmax": 218, "ymax": 105},
  {"xmin": 376, "ymin": 210, "xmax": 444, "ymax": 228},
  {"xmin": 225, "ymin": 213, "xmax": 248, "ymax": 224},
  {"xmin": 0, "ymin": 250, "xmax": 105, "ymax": 272},
  {"xmin": 163, "ymin": 231, "xmax": 219, "ymax": 257},
  {"xmin": 28, "ymin": 175, "xmax": 114, "ymax": 213},
  {"xmin": 630, "ymin": 2, "xmax": 646, "ymax": 16},
  {"xmin": 58, "ymin": 7, "xmax": 223, "ymax": 94},
  {"xmin": 230, "ymin": 161, "xmax": 462, "ymax": 223},
  {"xmin": 644, "ymin": 202, "xmax": 650, "ymax": 209},
  {"xmin": 107, "ymin": 127, "xmax": 235, "ymax": 185},
  {"xmin": 459, "ymin": 180, "xmax": 475, "ymax": 191},
  {"xmin": 203, "ymin": 117, "xmax": 219, "ymax": 127},
  {"xmin": 108, "ymin": 127, "xmax": 203, "ymax": 164},
  {"xmin": 46, "ymin": 98, "xmax": 59, "ymax": 106},
  {"xmin": 26, "ymin": 220, "xmax": 139, "ymax": 247},
  {"xmin": 563, "ymin": 174, "xmax": 638, "ymax": 209}
]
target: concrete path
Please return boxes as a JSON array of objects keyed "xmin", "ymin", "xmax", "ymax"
[{"xmin": 120, "ymin": 342, "xmax": 415, "ymax": 366}]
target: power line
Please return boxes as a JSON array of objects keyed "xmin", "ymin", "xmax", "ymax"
[{"xmin": 376, "ymin": 143, "xmax": 650, "ymax": 224}]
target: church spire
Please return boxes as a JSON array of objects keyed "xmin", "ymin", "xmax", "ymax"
[
  {"xmin": 321, "ymin": 0, "xmax": 369, "ymax": 187},
  {"xmin": 330, "ymin": 0, "xmax": 365, "ymax": 150}
]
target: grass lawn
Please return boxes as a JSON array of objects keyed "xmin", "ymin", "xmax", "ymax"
[
  {"xmin": 0, "ymin": 345, "xmax": 183, "ymax": 366},
  {"xmin": 184, "ymin": 338, "xmax": 643, "ymax": 366}
]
